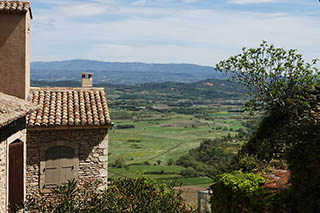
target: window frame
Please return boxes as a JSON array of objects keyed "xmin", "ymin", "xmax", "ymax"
[{"xmin": 39, "ymin": 142, "xmax": 79, "ymax": 193}]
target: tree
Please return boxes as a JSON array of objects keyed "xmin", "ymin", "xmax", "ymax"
[
  {"xmin": 114, "ymin": 156, "xmax": 125, "ymax": 168},
  {"xmin": 216, "ymin": 41, "xmax": 320, "ymax": 116},
  {"xmin": 216, "ymin": 41, "xmax": 320, "ymax": 157},
  {"xmin": 167, "ymin": 158, "xmax": 174, "ymax": 166},
  {"xmin": 216, "ymin": 41, "xmax": 320, "ymax": 211}
]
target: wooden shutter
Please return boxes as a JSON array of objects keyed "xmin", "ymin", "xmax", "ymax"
[
  {"xmin": 45, "ymin": 146, "xmax": 75, "ymax": 188},
  {"xmin": 9, "ymin": 140, "xmax": 24, "ymax": 210},
  {"xmin": 45, "ymin": 147, "xmax": 60, "ymax": 188},
  {"xmin": 60, "ymin": 147, "xmax": 75, "ymax": 185}
]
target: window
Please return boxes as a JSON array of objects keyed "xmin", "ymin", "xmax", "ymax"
[
  {"xmin": 40, "ymin": 143, "xmax": 79, "ymax": 193},
  {"xmin": 44, "ymin": 146, "xmax": 75, "ymax": 188}
]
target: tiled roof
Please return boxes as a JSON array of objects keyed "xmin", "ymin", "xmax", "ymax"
[
  {"xmin": 0, "ymin": 1, "xmax": 32, "ymax": 17},
  {"xmin": 0, "ymin": 92, "xmax": 37, "ymax": 128},
  {"xmin": 27, "ymin": 88, "xmax": 112, "ymax": 128}
]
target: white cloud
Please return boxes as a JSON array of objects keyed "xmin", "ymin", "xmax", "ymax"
[
  {"xmin": 183, "ymin": 0, "xmax": 200, "ymax": 3},
  {"xmin": 132, "ymin": 0, "xmax": 147, "ymax": 6},
  {"xmin": 30, "ymin": 2, "xmax": 320, "ymax": 66},
  {"xmin": 228, "ymin": 0, "xmax": 280, "ymax": 4}
]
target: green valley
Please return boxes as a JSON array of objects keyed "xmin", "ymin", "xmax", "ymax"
[{"xmin": 32, "ymin": 78, "xmax": 252, "ymax": 187}]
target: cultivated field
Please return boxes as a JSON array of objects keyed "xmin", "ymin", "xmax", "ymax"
[{"xmin": 108, "ymin": 108, "xmax": 250, "ymax": 187}]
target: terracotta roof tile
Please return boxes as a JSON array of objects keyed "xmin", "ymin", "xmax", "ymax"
[
  {"xmin": 27, "ymin": 88, "xmax": 112, "ymax": 128},
  {"xmin": 0, "ymin": 92, "xmax": 37, "ymax": 128},
  {"xmin": 0, "ymin": 1, "xmax": 31, "ymax": 17}
]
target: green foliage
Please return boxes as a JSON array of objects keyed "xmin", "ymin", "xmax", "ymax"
[
  {"xmin": 144, "ymin": 161, "xmax": 150, "ymax": 165},
  {"xmin": 180, "ymin": 167, "xmax": 199, "ymax": 177},
  {"xmin": 167, "ymin": 158, "xmax": 175, "ymax": 166},
  {"xmin": 19, "ymin": 177, "xmax": 195, "ymax": 213},
  {"xmin": 113, "ymin": 156, "xmax": 125, "ymax": 168},
  {"xmin": 237, "ymin": 154, "xmax": 261, "ymax": 172},
  {"xmin": 116, "ymin": 124, "xmax": 135, "ymax": 129},
  {"xmin": 216, "ymin": 40, "xmax": 320, "ymax": 114},
  {"xmin": 176, "ymin": 137, "xmax": 243, "ymax": 179},
  {"xmin": 210, "ymin": 171, "xmax": 268, "ymax": 213},
  {"xmin": 240, "ymin": 112, "xmax": 288, "ymax": 161},
  {"xmin": 127, "ymin": 138, "xmax": 142, "ymax": 143},
  {"xmin": 216, "ymin": 41, "xmax": 320, "ymax": 211},
  {"xmin": 283, "ymin": 121, "xmax": 320, "ymax": 212}
]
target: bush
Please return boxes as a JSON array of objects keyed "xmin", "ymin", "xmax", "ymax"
[
  {"xmin": 130, "ymin": 143, "xmax": 142, "ymax": 149},
  {"xmin": 144, "ymin": 161, "xmax": 150, "ymax": 165},
  {"xmin": 238, "ymin": 154, "xmax": 261, "ymax": 172},
  {"xmin": 167, "ymin": 158, "xmax": 174, "ymax": 166},
  {"xmin": 113, "ymin": 156, "xmax": 125, "ymax": 168},
  {"xmin": 157, "ymin": 160, "xmax": 161, "ymax": 165},
  {"xmin": 116, "ymin": 124, "xmax": 135, "ymax": 129},
  {"xmin": 127, "ymin": 138, "xmax": 142, "ymax": 143},
  {"xmin": 180, "ymin": 167, "xmax": 199, "ymax": 177},
  {"xmin": 284, "ymin": 124, "xmax": 320, "ymax": 212},
  {"xmin": 18, "ymin": 177, "xmax": 196, "ymax": 213},
  {"xmin": 210, "ymin": 171, "xmax": 269, "ymax": 213}
]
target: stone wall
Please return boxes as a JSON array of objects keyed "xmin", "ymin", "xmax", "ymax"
[
  {"xmin": 0, "ymin": 127, "xmax": 27, "ymax": 212},
  {"xmin": 0, "ymin": 138, "xmax": 7, "ymax": 212},
  {"xmin": 26, "ymin": 128, "xmax": 109, "ymax": 197}
]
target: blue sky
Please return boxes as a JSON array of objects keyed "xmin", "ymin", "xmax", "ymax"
[{"xmin": 30, "ymin": 0, "xmax": 319, "ymax": 66}]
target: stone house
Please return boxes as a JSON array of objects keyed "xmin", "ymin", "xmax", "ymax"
[
  {"xmin": 0, "ymin": 0, "xmax": 112, "ymax": 202},
  {"xmin": 0, "ymin": 92, "xmax": 36, "ymax": 212},
  {"xmin": 26, "ymin": 79, "xmax": 112, "ymax": 196}
]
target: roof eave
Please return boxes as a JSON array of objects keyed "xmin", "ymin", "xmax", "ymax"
[{"xmin": 27, "ymin": 124, "xmax": 113, "ymax": 131}]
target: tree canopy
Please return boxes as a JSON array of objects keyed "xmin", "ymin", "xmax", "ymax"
[
  {"xmin": 216, "ymin": 41, "xmax": 320, "ymax": 116},
  {"xmin": 215, "ymin": 41, "xmax": 320, "ymax": 211}
]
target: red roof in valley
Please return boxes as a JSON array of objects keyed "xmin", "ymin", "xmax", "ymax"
[{"xmin": 27, "ymin": 87, "xmax": 111, "ymax": 128}]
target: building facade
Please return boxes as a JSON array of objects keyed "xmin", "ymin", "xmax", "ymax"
[
  {"xmin": 0, "ymin": 92, "xmax": 36, "ymax": 212},
  {"xmin": 0, "ymin": 0, "xmax": 112, "ymax": 205},
  {"xmin": 26, "ymin": 86, "xmax": 112, "ymax": 196}
]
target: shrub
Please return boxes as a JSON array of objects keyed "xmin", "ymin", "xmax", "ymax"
[
  {"xmin": 157, "ymin": 160, "xmax": 161, "ymax": 165},
  {"xmin": 180, "ymin": 167, "xmax": 199, "ymax": 177},
  {"xmin": 167, "ymin": 158, "xmax": 174, "ymax": 166},
  {"xmin": 130, "ymin": 143, "xmax": 142, "ymax": 149},
  {"xmin": 238, "ymin": 154, "xmax": 261, "ymax": 172},
  {"xmin": 18, "ymin": 177, "xmax": 195, "ymax": 213},
  {"xmin": 210, "ymin": 171, "xmax": 269, "ymax": 213},
  {"xmin": 144, "ymin": 161, "xmax": 150, "ymax": 165},
  {"xmin": 116, "ymin": 124, "xmax": 135, "ymax": 129},
  {"xmin": 127, "ymin": 138, "xmax": 142, "ymax": 143},
  {"xmin": 113, "ymin": 156, "xmax": 125, "ymax": 168}
]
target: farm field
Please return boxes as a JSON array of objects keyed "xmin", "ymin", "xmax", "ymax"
[
  {"xmin": 109, "ymin": 110, "xmax": 248, "ymax": 163},
  {"xmin": 108, "ymin": 109, "xmax": 250, "ymax": 187},
  {"xmin": 31, "ymin": 78, "xmax": 251, "ymax": 188},
  {"xmin": 107, "ymin": 79, "xmax": 252, "ymax": 187}
]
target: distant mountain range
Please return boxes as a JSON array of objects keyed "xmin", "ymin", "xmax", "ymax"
[{"xmin": 31, "ymin": 59, "xmax": 226, "ymax": 85}]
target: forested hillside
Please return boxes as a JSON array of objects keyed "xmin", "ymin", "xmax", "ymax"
[{"xmin": 31, "ymin": 60, "xmax": 225, "ymax": 84}]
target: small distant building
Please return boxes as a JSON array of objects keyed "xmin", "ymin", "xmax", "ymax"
[
  {"xmin": 0, "ymin": 0, "xmax": 112, "ymax": 203},
  {"xmin": 0, "ymin": 92, "xmax": 36, "ymax": 212}
]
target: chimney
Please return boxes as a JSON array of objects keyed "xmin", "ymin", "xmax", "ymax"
[
  {"xmin": 0, "ymin": 1, "xmax": 32, "ymax": 100},
  {"xmin": 81, "ymin": 73, "xmax": 93, "ymax": 88}
]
